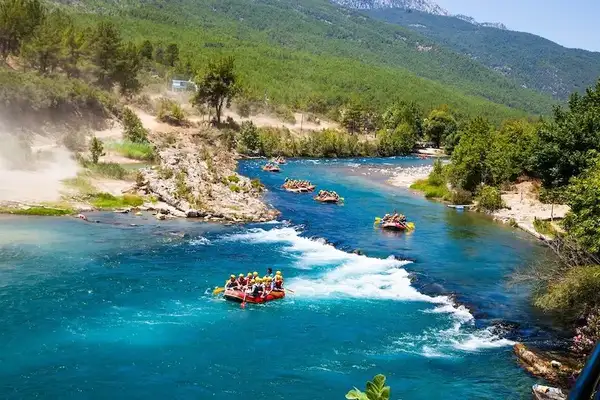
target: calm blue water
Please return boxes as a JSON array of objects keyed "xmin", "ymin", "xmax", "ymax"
[{"xmin": 0, "ymin": 157, "xmax": 550, "ymax": 399}]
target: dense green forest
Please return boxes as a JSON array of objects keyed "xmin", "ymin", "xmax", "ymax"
[
  {"xmin": 365, "ymin": 8, "xmax": 600, "ymax": 100},
  {"xmin": 48, "ymin": 0, "xmax": 558, "ymax": 119}
]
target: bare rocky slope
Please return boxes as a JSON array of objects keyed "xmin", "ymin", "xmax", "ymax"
[{"xmin": 138, "ymin": 124, "xmax": 278, "ymax": 222}]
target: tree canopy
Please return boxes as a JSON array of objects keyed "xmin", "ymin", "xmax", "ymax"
[{"xmin": 192, "ymin": 56, "xmax": 240, "ymax": 124}]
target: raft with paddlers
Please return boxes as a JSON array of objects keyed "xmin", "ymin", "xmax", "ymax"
[
  {"xmin": 270, "ymin": 156, "xmax": 286, "ymax": 165},
  {"xmin": 223, "ymin": 288, "xmax": 285, "ymax": 304},
  {"xmin": 282, "ymin": 178, "xmax": 315, "ymax": 193},
  {"xmin": 262, "ymin": 163, "xmax": 280, "ymax": 172},
  {"xmin": 374, "ymin": 213, "xmax": 415, "ymax": 231},
  {"xmin": 314, "ymin": 190, "xmax": 343, "ymax": 204}
]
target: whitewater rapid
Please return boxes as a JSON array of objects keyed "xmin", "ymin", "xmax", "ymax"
[{"xmin": 221, "ymin": 226, "xmax": 514, "ymax": 357}]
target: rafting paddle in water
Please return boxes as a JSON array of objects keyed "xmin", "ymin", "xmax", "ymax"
[
  {"xmin": 213, "ymin": 287, "xmax": 225, "ymax": 295},
  {"xmin": 241, "ymin": 292, "xmax": 248, "ymax": 308}
]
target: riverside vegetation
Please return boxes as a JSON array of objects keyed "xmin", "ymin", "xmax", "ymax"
[{"xmin": 412, "ymin": 79, "xmax": 600, "ymax": 369}]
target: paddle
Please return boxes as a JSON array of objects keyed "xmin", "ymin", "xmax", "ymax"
[
  {"xmin": 285, "ymin": 288, "xmax": 295, "ymax": 293},
  {"xmin": 241, "ymin": 291, "xmax": 248, "ymax": 308},
  {"xmin": 374, "ymin": 216, "xmax": 382, "ymax": 225},
  {"xmin": 213, "ymin": 286, "xmax": 225, "ymax": 295}
]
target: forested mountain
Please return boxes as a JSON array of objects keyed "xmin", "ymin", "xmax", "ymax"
[
  {"xmin": 56, "ymin": 0, "xmax": 556, "ymax": 118},
  {"xmin": 363, "ymin": 8, "xmax": 600, "ymax": 99}
]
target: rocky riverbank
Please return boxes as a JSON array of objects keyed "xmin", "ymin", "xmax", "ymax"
[
  {"xmin": 386, "ymin": 165, "xmax": 434, "ymax": 188},
  {"xmin": 137, "ymin": 128, "xmax": 278, "ymax": 222}
]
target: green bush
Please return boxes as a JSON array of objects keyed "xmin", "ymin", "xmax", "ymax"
[
  {"xmin": 533, "ymin": 218, "xmax": 555, "ymax": 237},
  {"xmin": 346, "ymin": 374, "xmax": 390, "ymax": 400},
  {"xmin": 227, "ymin": 175, "xmax": 240, "ymax": 183},
  {"xmin": 0, "ymin": 206, "xmax": 74, "ymax": 216},
  {"xmin": 122, "ymin": 107, "xmax": 149, "ymax": 143},
  {"xmin": 251, "ymin": 178, "xmax": 264, "ymax": 191},
  {"xmin": 476, "ymin": 185, "xmax": 504, "ymax": 211},
  {"xmin": 157, "ymin": 97, "xmax": 187, "ymax": 126},
  {"xmin": 229, "ymin": 183, "xmax": 241, "ymax": 192},
  {"xmin": 448, "ymin": 188, "xmax": 472, "ymax": 204},
  {"xmin": 109, "ymin": 141, "xmax": 155, "ymax": 161},
  {"xmin": 410, "ymin": 179, "xmax": 449, "ymax": 199},
  {"xmin": 534, "ymin": 265, "xmax": 600, "ymax": 320},
  {"xmin": 91, "ymin": 193, "xmax": 144, "ymax": 208}
]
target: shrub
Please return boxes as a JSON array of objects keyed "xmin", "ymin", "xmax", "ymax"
[
  {"xmin": 476, "ymin": 185, "xmax": 504, "ymax": 211},
  {"xmin": 122, "ymin": 107, "xmax": 149, "ymax": 143},
  {"xmin": 158, "ymin": 166, "xmax": 174, "ymax": 179},
  {"xmin": 91, "ymin": 193, "xmax": 144, "ymax": 208},
  {"xmin": 109, "ymin": 141, "xmax": 155, "ymax": 161},
  {"xmin": 0, "ymin": 206, "xmax": 73, "ymax": 216},
  {"xmin": 175, "ymin": 171, "xmax": 190, "ymax": 199},
  {"xmin": 428, "ymin": 159, "xmax": 445, "ymax": 186},
  {"xmin": 157, "ymin": 97, "xmax": 187, "ymax": 126},
  {"xmin": 535, "ymin": 265, "xmax": 600, "ymax": 320},
  {"xmin": 89, "ymin": 136, "xmax": 105, "ymax": 164},
  {"xmin": 227, "ymin": 175, "xmax": 240, "ymax": 183},
  {"xmin": 229, "ymin": 183, "xmax": 241, "ymax": 192},
  {"xmin": 448, "ymin": 188, "xmax": 472, "ymax": 204},
  {"xmin": 533, "ymin": 218, "xmax": 555, "ymax": 237},
  {"xmin": 410, "ymin": 179, "xmax": 449, "ymax": 199},
  {"xmin": 251, "ymin": 178, "xmax": 264, "ymax": 191}
]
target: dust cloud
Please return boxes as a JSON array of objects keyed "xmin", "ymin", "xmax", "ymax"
[{"xmin": 0, "ymin": 127, "xmax": 79, "ymax": 204}]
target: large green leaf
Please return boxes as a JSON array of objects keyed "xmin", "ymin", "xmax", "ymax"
[
  {"xmin": 346, "ymin": 388, "xmax": 368, "ymax": 400},
  {"xmin": 372, "ymin": 374, "xmax": 386, "ymax": 390}
]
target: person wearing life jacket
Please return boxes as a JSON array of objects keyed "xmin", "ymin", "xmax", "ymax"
[
  {"xmin": 262, "ymin": 277, "xmax": 274, "ymax": 298},
  {"xmin": 245, "ymin": 273, "xmax": 253, "ymax": 289},
  {"xmin": 253, "ymin": 271, "xmax": 259, "ymax": 280},
  {"xmin": 225, "ymin": 275, "xmax": 238, "ymax": 289},
  {"xmin": 236, "ymin": 273, "xmax": 247, "ymax": 287},
  {"xmin": 251, "ymin": 278, "xmax": 263, "ymax": 297},
  {"xmin": 273, "ymin": 275, "xmax": 284, "ymax": 292}
]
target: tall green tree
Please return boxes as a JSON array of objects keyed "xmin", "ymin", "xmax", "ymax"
[
  {"xmin": 89, "ymin": 21, "xmax": 122, "ymax": 89},
  {"xmin": 382, "ymin": 101, "xmax": 423, "ymax": 137},
  {"xmin": 533, "ymin": 82, "xmax": 600, "ymax": 187},
  {"xmin": 114, "ymin": 42, "xmax": 141, "ymax": 96},
  {"xmin": 192, "ymin": 56, "xmax": 240, "ymax": 125},
  {"xmin": 139, "ymin": 39, "xmax": 153, "ymax": 60},
  {"xmin": 0, "ymin": 0, "xmax": 44, "ymax": 58},
  {"xmin": 487, "ymin": 119, "xmax": 537, "ymax": 184},
  {"xmin": 340, "ymin": 102, "xmax": 364, "ymax": 134},
  {"xmin": 20, "ymin": 10, "xmax": 68, "ymax": 74},
  {"xmin": 423, "ymin": 107, "xmax": 457, "ymax": 148},
  {"xmin": 60, "ymin": 25, "xmax": 87, "ymax": 78},
  {"xmin": 447, "ymin": 117, "xmax": 494, "ymax": 191},
  {"xmin": 164, "ymin": 42, "xmax": 179, "ymax": 67},
  {"xmin": 563, "ymin": 158, "xmax": 600, "ymax": 254}
]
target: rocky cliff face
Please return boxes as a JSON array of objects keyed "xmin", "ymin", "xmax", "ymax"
[
  {"xmin": 330, "ymin": 0, "xmax": 448, "ymax": 15},
  {"xmin": 139, "ymin": 129, "xmax": 278, "ymax": 222}
]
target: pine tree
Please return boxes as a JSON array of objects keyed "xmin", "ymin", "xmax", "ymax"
[
  {"xmin": 89, "ymin": 136, "xmax": 105, "ymax": 164},
  {"xmin": 164, "ymin": 42, "xmax": 179, "ymax": 67},
  {"xmin": 114, "ymin": 42, "xmax": 141, "ymax": 96},
  {"xmin": 61, "ymin": 25, "xmax": 86, "ymax": 78},
  {"xmin": 21, "ymin": 10, "xmax": 68, "ymax": 74},
  {"xmin": 0, "ymin": 0, "xmax": 45, "ymax": 58},
  {"xmin": 89, "ymin": 21, "xmax": 121, "ymax": 89},
  {"xmin": 139, "ymin": 39, "xmax": 153, "ymax": 60}
]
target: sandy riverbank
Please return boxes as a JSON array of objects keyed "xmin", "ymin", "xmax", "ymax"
[
  {"xmin": 386, "ymin": 165, "xmax": 434, "ymax": 188},
  {"xmin": 492, "ymin": 182, "xmax": 570, "ymax": 240}
]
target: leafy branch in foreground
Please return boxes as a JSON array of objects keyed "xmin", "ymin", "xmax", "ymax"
[{"xmin": 346, "ymin": 374, "xmax": 390, "ymax": 400}]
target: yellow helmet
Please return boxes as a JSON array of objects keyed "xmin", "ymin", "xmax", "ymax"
[
  {"xmin": 239, "ymin": 273, "xmax": 244, "ymax": 277},
  {"xmin": 247, "ymin": 272, "xmax": 253, "ymax": 277},
  {"xmin": 230, "ymin": 275, "xmax": 235, "ymax": 279},
  {"xmin": 276, "ymin": 271, "xmax": 281, "ymax": 275},
  {"xmin": 250, "ymin": 279, "xmax": 255, "ymax": 284},
  {"xmin": 256, "ymin": 278, "xmax": 262, "ymax": 283},
  {"xmin": 253, "ymin": 272, "xmax": 259, "ymax": 276}
]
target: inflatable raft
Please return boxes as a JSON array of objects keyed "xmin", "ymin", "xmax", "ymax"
[
  {"xmin": 223, "ymin": 289, "xmax": 285, "ymax": 304},
  {"xmin": 284, "ymin": 185, "xmax": 315, "ymax": 193},
  {"xmin": 381, "ymin": 221, "xmax": 415, "ymax": 231},
  {"xmin": 262, "ymin": 165, "xmax": 280, "ymax": 172}
]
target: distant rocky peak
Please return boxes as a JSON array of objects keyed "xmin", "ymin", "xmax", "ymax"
[
  {"xmin": 454, "ymin": 14, "xmax": 507, "ymax": 30},
  {"xmin": 330, "ymin": 0, "xmax": 449, "ymax": 16}
]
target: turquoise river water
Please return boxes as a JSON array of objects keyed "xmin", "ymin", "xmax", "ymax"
[{"xmin": 0, "ymin": 158, "xmax": 555, "ymax": 399}]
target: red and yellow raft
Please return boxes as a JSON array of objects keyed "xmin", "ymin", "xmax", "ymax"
[{"xmin": 223, "ymin": 289, "xmax": 285, "ymax": 304}]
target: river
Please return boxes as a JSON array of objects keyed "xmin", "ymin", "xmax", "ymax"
[{"xmin": 0, "ymin": 157, "xmax": 550, "ymax": 399}]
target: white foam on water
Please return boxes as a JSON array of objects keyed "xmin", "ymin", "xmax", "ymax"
[
  {"xmin": 189, "ymin": 236, "xmax": 211, "ymax": 246},
  {"xmin": 225, "ymin": 227, "xmax": 514, "ymax": 356}
]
